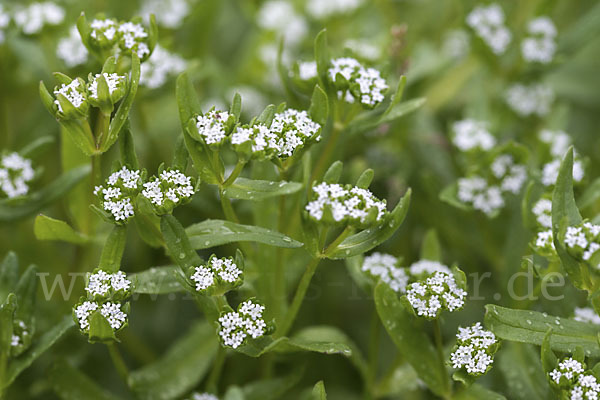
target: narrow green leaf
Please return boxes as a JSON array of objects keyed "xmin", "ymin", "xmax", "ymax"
[
  {"xmin": 160, "ymin": 214, "xmax": 202, "ymax": 269},
  {"xmin": 53, "ymin": 72, "xmax": 72, "ymax": 85},
  {"xmin": 578, "ymin": 177, "xmax": 600, "ymax": 210},
  {"xmin": 439, "ymin": 182, "xmax": 472, "ymax": 212},
  {"xmin": 497, "ymin": 342, "xmax": 551, "ymax": 400},
  {"xmin": 355, "ymin": 169, "xmax": 374, "ymax": 189},
  {"xmin": 186, "ymin": 219, "xmax": 302, "ymax": 249},
  {"xmin": 256, "ymin": 104, "xmax": 276, "ymax": 127},
  {"xmin": 384, "ymin": 75, "xmax": 407, "ymax": 115},
  {"xmin": 14, "ymin": 265, "xmax": 37, "ymax": 322},
  {"xmin": 98, "ymin": 225, "xmax": 127, "ymax": 273},
  {"xmin": 148, "ymin": 14, "xmax": 158, "ymax": 53},
  {"xmin": 129, "ymin": 266, "xmax": 184, "ymax": 294},
  {"xmin": 0, "ymin": 252, "xmax": 19, "ymax": 303},
  {"xmin": 374, "ymin": 282, "xmax": 450, "ymax": 397},
  {"xmin": 314, "ymin": 29, "xmax": 330, "ymax": 91},
  {"xmin": 346, "ymin": 98, "xmax": 426, "ymax": 136},
  {"xmin": 484, "ymin": 304, "xmax": 600, "ymax": 356},
  {"xmin": 311, "ymin": 381, "xmax": 327, "ymax": 400},
  {"xmin": 0, "ymin": 165, "xmax": 90, "ymax": 222},
  {"xmin": 541, "ymin": 330, "xmax": 558, "ymax": 375},
  {"xmin": 453, "ymin": 384, "xmax": 506, "ymax": 400},
  {"xmin": 222, "ymin": 178, "xmax": 303, "ymax": 201},
  {"xmin": 49, "ymin": 359, "xmax": 119, "ymax": 400},
  {"xmin": 134, "ymin": 196, "xmax": 163, "ymax": 248},
  {"xmin": 308, "ymin": 84, "xmax": 328, "ymax": 126},
  {"xmin": 34, "ymin": 215, "xmax": 89, "ymax": 244},
  {"xmin": 322, "ymin": 161, "xmax": 343, "ymax": 184},
  {"xmin": 230, "ymin": 92, "xmax": 242, "ymax": 121},
  {"xmin": 76, "ymin": 13, "xmax": 93, "ymax": 55},
  {"xmin": 242, "ymin": 367, "xmax": 304, "ymax": 400},
  {"xmin": 59, "ymin": 119, "xmax": 96, "ymax": 156},
  {"xmin": 0, "ymin": 294, "xmax": 16, "ymax": 389},
  {"xmin": 119, "ymin": 120, "xmax": 139, "ymax": 169},
  {"xmin": 275, "ymin": 327, "xmax": 352, "ymax": 357},
  {"xmin": 420, "ymin": 229, "xmax": 441, "ymax": 261},
  {"xmin": 87, "ymin": 311, "xmax": 117, "ymax": 343},
  {"xmin": 327, "ymin": 189, "xmax": 411, "ymax": 259},
  {"xmin": 39, "ymin": 81, "xmax": 56, "ymax": 117},
  {"xmin": 101, "ymin": 53, "xmax": 140, "ymax": 152},
  {"xmin": 6, "ymin": 316, "xmax": 74, "ymax": 387},
  {"xmin": 171, "ymin": 136, "xmax": 188, "ymax": 172},
  {"xmin": 20, "ymin": 135, "xmax": 55, "ymax": 158},
  {"xmin": 128, "ymin": 321, "xmax": 219, "ymax": 400}
]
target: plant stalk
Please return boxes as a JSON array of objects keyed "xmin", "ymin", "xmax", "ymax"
[{"xmin": 107, "ymin": 343, "xmax": 129, "ymax": 384}]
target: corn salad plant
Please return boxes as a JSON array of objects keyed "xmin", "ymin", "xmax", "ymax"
[{"xmin": 1, "ymin": 1, "xmax": 600, "ymax": 399}]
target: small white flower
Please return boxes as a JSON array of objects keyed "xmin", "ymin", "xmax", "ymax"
[
  {"xmin": 142, "ymin": 169, "xmax": 194, "ymax": 211},
  {"xmin": 306, "ymin": 0, "xmax": 362, "ymax": 19},
  {"xmin": 406, "ymin": 271, "xmax": 467, "ymax": 318},
  {"xmin": 565, "ymin": 222, "xmax": 600, "ymax": 268},
  {"xmin": 100, "ymin": 302, "xmax": 127, "ymax": 330},
  {"xmin": 140, "ymin": 0, "xmax": 190, "ymax": 28},
  {"xmin": 457, "ymin": 176, "xmax": 504, "ymax": 216},
  {"xmin": 87, "ymin": 73, "xmax": 127, "ymax": 100},
  {"xmin": 218, "ymin": 299, "xmax": 267, "ymax": 348},
  {"xmin": 90, "ymin": 18, "xmax": 119, "ymax": 43},
  {"xmin": 408, "ymin": 260, "xmax": 451, "ymax": 278},
  {"xmin": 521, "ymin": 17, "xmax": 557, "ymax": 64},
  {"xmin": 549, "ymin": 357, "xmax": 585, "ymax": 385},
  {"xmin": 532, "ymin": 198, "xmax": 552, "ymax": 229},
  {"xmin": 298, "ymin": 61, "xmax": 317, "ymax": 81},
  {"xmin": 539, "ymin": 129, "xmax": 571, "ymax": 158},
  {"xmin": 118, "ymin": 21, "xmax": 150, "ymax": 58},
  {"xmin": 257, "ymin": 1, "xmax": 307, "ymax": 46},
  {"xmin": 535, "ymin": 230, "xmax": 555, "ymax": 251},
  {"xmin": 452, "ymin": 119, "xmax": 496, "ymax": 152},
  {"xmin": 57, "ymin": 26, "xmax": 89, "ymax": 67},
  {"xmin": 362, "ymin": 253, "xmax": 408, "ymax": 293},
  {"xmin": 74, "ymin": 301, "xmax": 99, "ymax": 331},
  {"xmin": 328, "ymin": 58, "xmax": 387, "ymax": 107},
  {"xmin": 190, "ymin": 256, "xmax": 242, "ymax": 292},
  {"xmin": 466, "ymin": 4, "xmax": 511, "ymax": 55},
  {"xmin": 443, "ymin": 29, "xmax": 470, "ymax": 60},
  {"xmin": 541, "ymin": 158, "xmax": 584, "ymax": 187},
  {"xmin": 451, "ymin": 322, "xmax": 497, "ymax": 375},
  {"xmin": 54, "ymin": 80, "xmax": 87, "ymax": 113},
  {"xmin": 505, "ymin": 83, "xmax": 554, "ymax": 117},
  {"xmin": 195, "ymin": 110, "xmax": 231, "ymax": 145},
  {"xmin": 574, "ymin": 307, "xmax": 600, "ymax": 326},
  {"xmin": 189, "ymin": 393, "xmax": 219, "ymax": 400},
  {"xmin": 0, "ymin": 153, "xmax": 35, "ymax": 199},
  {"xmin": 490, "ymin": 155, "xmax": 527, "ymax": 194},
  {"xmin": 14, "ymin": 2, "xmax": 65, "ymax": 35},
  {"xmin": 140, "ymin": 45, "xmax": 186, "ymax": 89},
  {"xmin": 95, "ymin": 166, "xmax": 141, "ymax": 222},
  {"xmin": 344, "ymin": 39, "xmax": 381, "ymax": 61}
]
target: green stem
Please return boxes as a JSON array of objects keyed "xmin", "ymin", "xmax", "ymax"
[
  {"xmin": 95, "ymin": 112, "xmax": 110, "ymax": 149},
  {"xmin": 107, "ymin": 343, "xmax": 129, "ymax": 383},
  {"xmin": 310, "ymin": 121, "xmax": 344, "ymax": 183},
  {"xmin": 323, "ymin": 226, "xmax": 354, "ymax": 257},
  {"xmin": 366, "ymin": 308, "xmax": 381, "ymax": 398},
  {"xmin": 206, "ymin": 346, "xmax": 226, "ymax": 394},
  {"xmin": 432, "ymin": 319, "xmax": 450, "ymax": 395},
  {"xmin": 219, "ymin": 190, "xmax": 240, "ymax": 224},
  {"xmin": 223, "ymin": 160, "xmax": 246, "ymax": 187}
]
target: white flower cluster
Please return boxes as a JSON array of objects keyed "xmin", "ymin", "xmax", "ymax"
[
  {"xmin": 195, "ymin": 110, "xmax": 231, "ymax": 145},
  {"xmin": 0, "ymin": 5, "xmax": 9, "ymax": 44},
  {"xmin": 361, "ymin": 253, "xmax": 408, "ymax": 293},
  {"xmin": 142, "ymin": 169, "xmax": 195, "ymax": 212},
  {"xmin": 53, "ymin": 79, "xmax": 87, "ymax": 114},
  {"xmin": 10, "ymin": 320, "xmax": 30, "ymax": 356},
  {"xmin": 94, "ymin": 166, "xmax": 141, "ymax": 222},
  {"xmin": 188, "ymin": 393, "xmax": 219, "ymax": 400},
  {"xmin": 574, "ymin": 307, "xmax": 600, "ymax": 325},
  {"xmin": 328, "ymin": 58, "xmax": 387, "ymax": 107},
  {"xmin": 539, "ymin": 129, "xmax": 571, "ymax": 159},
  {"xmin": 257, "ymin": 1, "xmax": 307, "ymax": 47},
  {"xmin": 306, "ymin": 0, "xmax": 362, "ymax": 19},
  {"xmin": 533, "ymin": 198, "xmax": 552, "ymax": 229},
  {"xmin": 190, "ymin": 256, "xmax": 242, "ymax": 292},
  {"xmin": 218, "ymin": 300, "xmax": 267, "ymax": 349},
  {"xmin": 344, "ymin": 39, "xmax": 381, "ymax": 61},
  {"xmin": 451, "ymin": 119, "xmax": 496, "ymax": 152},
  {"xmin": 406, "ymin": 271, "xmax": 467, "ymax": 318},
  {"xmin": 457, "ymin": 176, "xmax": 504, "ymax": 216},
  {"xmin": 549, "ymin": 357, "xmax": 600, "ymax": 400},
  {"xmin": 535, "ymin": 230, "xmax": 555, "ymax": 252},
  {"xmin": 140, "ymin": 45, "xmax": 186, "ymax": 89},
  {"xmin": 408, "ymin": 260, "xmax": 451, "ymax": 277},
  {"xmin": 505, "ymin": 83, "xmax": 554, "ymax": 117},
  {"xmin": 118, "ymin": 21, "xmax": 150, "ymax": 58},
  {"xmin": 564, "ymin": 222, "xmax": 600, "ymax": 267},
  {"xmin": 74, "ymin": 301, "xmax": 127, "ymax": 331},
  {"xmin": 298, "ymin": 61, "xmax": 317, "ymax": 81},
  {"xmin": 0, "ymin": 153, "xmax": 35, "ymax": 199},
  {"xmin": 490, "ymin": 155, "xmax": 527, "ymax": 194},
  {"xmin": 140, "ymin": 0, "xmax": 190, "ymax": 28},
  {"xmin": 57, "ymin": 26, "xmax": 89, "ymax": 67},
  {"xmin": 521, "ymin": 17, "xmax": 557, "ymax": 64},
  {"xmin": 87, "ymin": 73, "xmax": 126, "ymax": 100},
  {"xmin": 90, "ymin": 18, "xmax": 118, "ymax": 43},
  {"xmin": 541, "ymin": 158, "xmax": 584, "ymax": 187},
  {"xmin": 232, "ymin": 109, "xmax": 321, "ymax": 159},
  {"xmin": 89, "ymin": 18, "xmax": 151, "ymax": 59},
  {"xmin": 306, "ymin": 182, "xmax": 387, "ymax": 225},
  {"xmin": 85, "ymin": 270, "xmax": 132, "ymax": 298},
  {"xmin": 466, "ymin": 4, "xmax": 511, "ymax": 55},
  {"xmin": 13, "ymin": 2, "xmax": 64, "ymax": 35},
  {"xmin": 450, "ymin": 322, "xmax": 497, "ymax": 375},
  {"xmin": 443, "ymin": 29, "xmax": 470, "ymax": 60}
]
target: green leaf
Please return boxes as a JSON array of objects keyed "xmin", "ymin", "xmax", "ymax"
[
  {"xmin": 34, "ymin": 215, "xmax": 89, "ymax": 245},
  {"xmin": 0, "ymin": 294, "xmax": 16, "ymax": 389},
  {"xmin": 314, "ymin": 29, "xmax": 330, "ymax": 91},
  {"xmin": 129, "ymin": 266, "xmax": 184, "ymax": 294},
  {"xmin": 134, "ymin": 196, "xmax": 163, "ymax": 248},
  {"xmin": 98, "ymin": 225, "xmax": 127, "ymax": 273},
  {"xmin": 5, "ymin": 316, "xmax": 74, "ymax": 388},
  {"xmin": 222, "ymin": 178, "xmax": 303, "ymax": 201},
  {"xmin": 160, "ymin": 214, "xmax": 202, "ymax": 269},
  {"xmin": 484, "ymin": 304, "xmax": 600, "ymax": 356},
  {"xmin": 355, "ymin": 169, "xmax": 374, "ymax": 189},
  {"xmin": 578, "ymin": 177, "xmax": 600, "ymax": 210},
  {"xmin": 384, "ymin": 75, "xmax": 407, "ymax": 115},
  {"xmin": 87, "ymin": 311, "xmax": 117, "ymax": 343},
  {"xmin": 311, "ymin": 381, "xmax": 327, "ymax": 400},
  {"xmin": 59, "ymin": 119, "xmax": 96, "ymax": 156},
  {"xmin": 186, "ymin": 219, "xmax": 303, "ymax": 249},
  {"xmin": 453, "ymin": 384, "xmax": 506, "ymax": 400},
  {"xmin": 101, "ymin": 53, "xmax": 140, "ymax": 153},
  {"xmin": 326, "ymin": 189, "xmax": 411, "ymax": 259},
  {"xmin": 322, "ymin": 161, "xmax": 343, "ymax": 184},
  {"xmin": 276, "ymin": 326, "xmax": 352, "ymax": 357},
  {"xmin": 346, "ymin": 98, "xmax": 426, "ymax": 136},
  {"xmin": 552, "ymin": 147, "xmax": 584, "ymax": 288},
  {"xmin": 119, "ymin": 120, "xmax": 139, "ymax": 170},
  {"xmin": 420, "ymin": 229, "xmax": 441, "ymax": 261},
  {"xmin": 256, "ymin": 104, "xmax": 276, "ymax": 126},
  {"xmin": 20, "ymin": 135, "xmax": 55, "ymax": 158},
  {"xmin": 0, "ymin": 252, "xmax": 18, "ymax": 304},
  {"xmin": 171, "ymin": 136, "xmax": 188, "ymax": 172},
  {"xmin": 439, "ymin": 182, "xmax": 472, "ymax": 212},
  {"xmin": 0, "ymin": 165, "xmax": 91, "ymax": 222},
  {"xmin": 14, "ymin": 264, "xmax": 38, "ymax": 322},
  {"xmin": 242, "ymin": 367, "xmax": 304, "ymax": 400},
  {"xmin": 374, "ymin": 282, "xmax": 450, "ymax": 397},
  {"xmin": 308, "ymin": 84, "xmax": 328, "ymax": 126},
  {"xmin": 541, "ymin": 330, "xmax": 558, "ymax": 374},
  {"xmin": 128, "ymin": 321, "xmax": 219, "ymax": 400},
  {"xmin": 224, "ymin": 387, "xmax": 245, "ymax": 400},
  {"xmin": 39, "ymin": 81, "xmax": 56, "ymax": 117},
  {"xmin": 230, "ymin": 92, "xmax": 242, "ymax": 121},
  {"xmin": 497, "ymin": 342, "xmax": 551, "ymax": 400},
  {"xmin": 48, "ymin": 359, "xmax": 119, "ymax": 400}
]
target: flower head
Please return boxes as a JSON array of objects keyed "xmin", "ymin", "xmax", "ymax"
[
  {"xmin": 140, "ymin": 0, "xmax": 189, "ymax": 28},
  {"xmin": 85, "ymin": 269, "xmax": 132, "ymax": 300},
  {"xmin": 87, "ymin": 72, "xmax": 127, "ymax": 110},
  {"xmin": 89, "ymin": 18, "xmax": 119, "ymax": 49},
  {"xmin": 521, "ymin": 17, "xmax": 557, "ymax": 64},
  {"xmin": 539, "ymin": 129, "xmax": 571, "ymax": 158},
  {"xmin": 218, "ymin": 299, "xmax": 271, "ymax": 349},
  {"xmin": 189, "ymin": 255, "xmax": 243, "ymax": 295},
  {"xmin": 457, "ymin": 176, "xmax": 504, "ymax": 216},
  {"xmin": 451, "ymin": 119, "xmax": 496, "ymax": 152},
  {"xmin": 0, "ymin": 153, "xmax": 35, "ymax": 199},
  {"xmin": 140, "ymin": 45, "xmax": 186, "ymax": 89},
  {"xmin": 194, "ymin": 110, "xmax": 234, "ymax": 146},
  {"xmin": 541, "ymin": 158, "xmax": 584, "ymax": 187},
  {"xmin": 328, "ymin": 57, "xmax": 387, "ymax": 108},
  {"xmin": 406, "ymin": 271, "xmax": 467, "ymax": 319},
  {"xmin": 549, "ymin": 357, "xmax": 587, "ymax": 389},
  {"xmin": 450, "ymin": 322, "xmax": 498, "ymax": 376},
  {"xmin": 94, "ymin": 166, "xmax": 142, "ymax": 223},
  {"xmin": 74, "ymin": 300, "xmax": 128, "ymax": 333},
  {"xmin": 306, "ymin": 0, "xmax": 362, "ymax": 19},
  {"xmin": 505, "ymin": 83, "xmax": 554, "ymax": 117},
  {"xmin": 142, "ymin": 169, "xmax": 195, "ymax": 214},
  {"xmin": 14, "ymin": 2, "xmax": 65, "ymax": 35},
  {"xmin": 117, "ymin": 21, "xmax": 151, "ymax": 59},
  {"xmin": 305, "ymin": 182, "xmax": 387, "ymax": 226},
  {"xmin": 574, "ymin": 307, "xmax": 600, "ymax": 326},
  {"xmin": 10, "ymin": 319, "xmax": 32, "ymax": 357},
  {"xmin": 53, "ymin": 78, "xmax": 89, "ymax": 119},
  {"xmin": 564, "ymin": 222, "xmax": 600, "ymax": 268},
  {"xmin": 466, "ymin": 4, "xmax": 511, "ymax": 55},
  {"xmin": 408, "ymin": 260, "xmax": 451, "ymax": 279},
  {"xmin": 362, "ymin": 253, "xmax": 408, "ymax": 293},
  {"xmin": 57, "ymin": 26, "xmax": 89, "ymax": 67},
  {"xmin": 532, "ymin": 198, "xmax": 552, "ymax": 229}
]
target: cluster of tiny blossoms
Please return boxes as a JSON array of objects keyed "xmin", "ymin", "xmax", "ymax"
[
  {"xmin": 408, "ymin": 260, "xmax": 451, "ymax": 277},
  {"xmin": 306, "ymin": 182, "xmax": 387, "ymax": 225},
  {"xmin": 0, "ymin": 153, "xmax": 35, "ymax": 199},
  {"xmin": 531, "ymin": 197, "xmax": 556, "ymax": 255},
  {"xmin": 195, "ymin": 110, "xmax": 233, "ymax": 146},
  {"xmin": 231, "ymin": 109, "xmax": 321, "ymax": 159},
  {"xmin": 521, "ymin": 17, "xmax": 557, "ymax": 64},
  {"xmin": 218, "ymin": 300, "xmax": 268, "ymax": 349},
  {"xmin": 142, "ymin": 169, "xmax": 195, "ymax": 214},
  {"xmin": 549, "ymin": 358, "xmax": 600, "ymax": 400},
  {"xmin": 87, "ymin": 73, "xmax": 127, "ymax": 102},
  {"xmin": 10, "ymin": 319, "xmax": 31, "ymax": 356},
  {"xmin": 328, "ymin": 57, "xmax": 388, "ymax": 107},
  {"xmin": 361, "ymin": 253, "xmax": 408, "ymax": 293},
  {"xmin": 452, "ymin": 119, "xmax": 496, "ymax": 152},
  {"xmin": 53, "ymin": 79, "xmax": 87, "ymax": 115},
  {"xmin": 190, "ymin": 256, "xmax": 243, "ymax": 293},
  {"xmin": 187, "ymin": 393, "xmax": 218, "ymax": 400},
  {"xmin": 139, "ymin": 0, "xmax": 189, "ymax": 28},
  {"xmin": 564, "ymin": 222, "xmax": 600, "ymax": 268},
  {"xmin": 406, "ymin": 271, "xmax": 467, "ymax": 319},
  {"xmin": 57, "ymin": 26, "xmax": 89, "ymax": 67},
  {"xmin": 466, "ymin": 4, "xmax": 511, "ymax": 55},
  {"xmin": 574, "ymin": 307, "xmax": 600, "ymax": 326},
  {"xmin": 94, "ymin": 166, "xmax": 142, "ymax": 223},
  {"xmin": 13, "ymin": 2, "xmax": 64, "ymax": 35},
  {"xmin": 505, "ymin": 83, "xmax": 554, "ymax": 117},
  {"xmin": 74, "ymin": 269, "xmax": 133, "ymax": 334},
  {"xmin": 306, "ymin": 0, "xmax": 362, "ymax": 19},
  {"xmin": 140, "ymin": 45, "xmax": 186, "ymax": 89},
  {"xmin": 89, "ymin": 18, "xmax": 151, "ymax": 59},
  {"xmin": 450, "ymin": 322, "xmax": 498, "ymax": 376}
]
